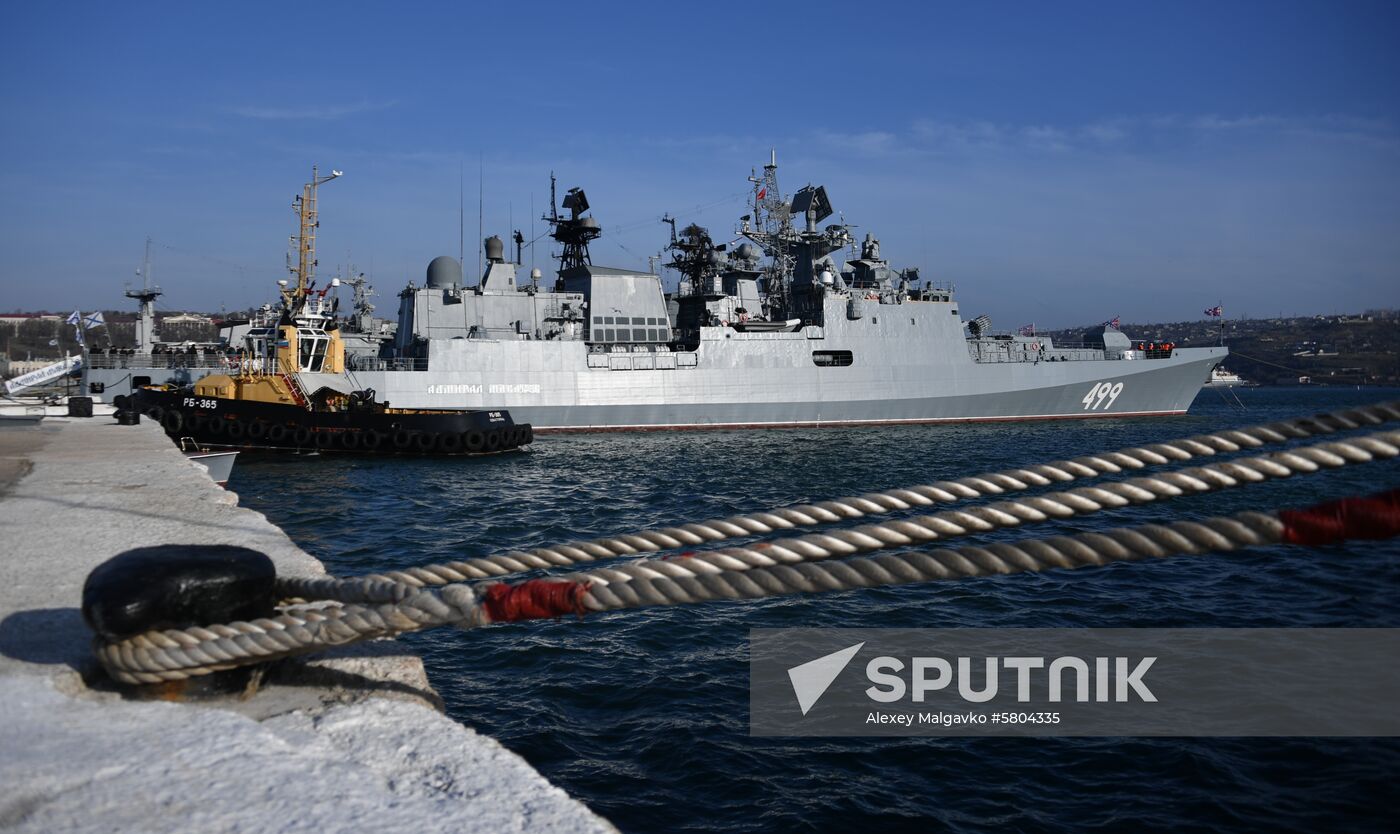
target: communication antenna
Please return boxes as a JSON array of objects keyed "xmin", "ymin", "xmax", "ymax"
[
  {"xmin": 458, "ymin": 159, "xmax": 464, "ymax": 265},
  {"xmin": 477, "ymin": 153, "xmax": 484, "ymax": 279}
]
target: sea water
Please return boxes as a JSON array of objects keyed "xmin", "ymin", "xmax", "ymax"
[{"xmin": 231, "ymin": 387, "xmax": 1400, "ymax": 832}]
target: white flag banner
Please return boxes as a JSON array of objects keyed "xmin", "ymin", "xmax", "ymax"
[
  {"xmin": 83, "ymin": 311, "xmax": 105, "ymax": 329},
  {"xmin": 65, "ymin": 310, "xmax": 82, "ymax": 326}
]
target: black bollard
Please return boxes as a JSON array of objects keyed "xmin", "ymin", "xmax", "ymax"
[{"xmin": 83, "ymin": 545, "xmax": 277, "ymax": 697}]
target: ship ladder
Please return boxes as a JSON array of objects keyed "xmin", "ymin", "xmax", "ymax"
[{"xmin": 280, "ymin": 372, "xmax": 310, "ymax": 409}]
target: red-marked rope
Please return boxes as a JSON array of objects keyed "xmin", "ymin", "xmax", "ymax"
[
  {"xmin": 482, "ymin": 579, "xmax": 591, "ymax": 623},
  {"xmin": 1278, "ymin": 489, "xmax": 1400, "ymax": 546}
]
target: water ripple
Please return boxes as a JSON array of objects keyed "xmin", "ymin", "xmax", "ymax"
[{"xmin": 233, "ymin": 387, "xmax": 1400, "ymax": 832}]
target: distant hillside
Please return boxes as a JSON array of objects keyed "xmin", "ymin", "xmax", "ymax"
[{"xmin": 1043, "ymin": 311, "xmax": 1400, "ymax": 386}]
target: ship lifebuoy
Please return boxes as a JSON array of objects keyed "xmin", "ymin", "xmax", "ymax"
[
  {"xmin": 161, "ymin": 410, "xmax": 184, "ymax": 435},
  {"xmin": 437, "ymin": 432, "xmax": 463, "ymax": 453},
  {"xmin": 292, "ymin": 426, "xmax": 313, "ymax": 446},
  {"xmin": 267, "ymin": 424, "xmax": 289, "ymax": 444},
  {"xmin": 483, "ymin": 429, "xmax": 503, "ymax": 453},
  {"xmin": 392, "ymin": 430, "xmax": 415, "ymax": 450},
  {"xmin": 226, "ymin": 420, "xmax": 247, "ymax": 441},
  {"xmin": 464, "ymin": 430, "xmax": 486, "ymax": 452},
  {"xmin": 339, "ymin": 431, "xmax": 361, "ymax": 450},
  {"xmin": 361, "ymin": 429, "xmax": 384, "ymax": 450},
  {"xmin": 413, "ymin": 432, "xmax": 437, "ymax": 453},
  {"xmin": 1030, "ymin": 342, "xmax": 1039, "ymax": 351},
  {"xmin": 246, "ymin": 421, "xmax": 269, "ymax": 441}
]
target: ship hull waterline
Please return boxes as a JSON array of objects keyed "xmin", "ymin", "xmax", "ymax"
[{"xmin": 304, "ymin": 346, "xmax": 1224, "ymax": 432}]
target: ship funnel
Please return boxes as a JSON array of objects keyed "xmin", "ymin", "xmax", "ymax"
[{"xmin": 484, "ymin": 235, "xmax": 505, "ymax": 263}]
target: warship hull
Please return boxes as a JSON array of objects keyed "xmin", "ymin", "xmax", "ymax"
[{"xmin": 305, "ymin": 336, "xmax": 1224, "ymax": 432}]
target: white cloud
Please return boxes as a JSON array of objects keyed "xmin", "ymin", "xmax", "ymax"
[{"xmin": 228, "ymin": 100, "xmax": 396, "ymax": 120}]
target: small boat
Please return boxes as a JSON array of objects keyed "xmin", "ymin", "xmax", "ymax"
[
  {"xmin": 180, "ymin": 439, "xmax": 238, "ymax": 486},
  {"xmin": 730, "ymin": 317, "xmax": 803, "ymax": 333},
  {"xmin": 1204, "ymin": 367, "xmax": 1256, "ymax": 388}
]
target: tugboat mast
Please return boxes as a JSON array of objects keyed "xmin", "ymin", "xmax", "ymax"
[{"xmin": 284, "ymin": 165, "xmax": 341, "ymax": 310}]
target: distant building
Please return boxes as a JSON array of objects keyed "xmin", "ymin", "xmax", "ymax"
[
  {"xmin": 160, "ymin": 313, "xmax": 213, "ymax": 325},
  {"xmin": 0, "ymin": 313, "xmax": 62, "ymax": 326}
]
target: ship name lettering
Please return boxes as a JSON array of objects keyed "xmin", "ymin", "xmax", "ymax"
[{"xmin": 426, "ymin": 384, "xmax": 483, "ymax": 395}]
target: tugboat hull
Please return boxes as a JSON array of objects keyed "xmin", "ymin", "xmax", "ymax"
[{"xmin": 126, "ymin": 388, "xmax": 531, "ymax": 455}]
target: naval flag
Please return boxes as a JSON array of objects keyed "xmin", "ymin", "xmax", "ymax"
[
  {"xmin": 65, "ymin": 310, "xmax": 85, "ymax": 346},
  {"xmin": 1204, "ymin": 305, "xmax": 1223, "ymax": 317},
  {"xmin": 83, "ymin": 311, "xmax": 105, "ymax": 329},
  {"xmin": 1104, "ymin": 316, "xmax": 1121, "ymax": 329}
]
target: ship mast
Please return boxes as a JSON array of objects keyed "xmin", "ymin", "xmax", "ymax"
[
  {"xmin": 125, "ymin": 236, "xmax": 163, "ymax": 352},
  {"xmin": 544, "ymin": 173, "xmax": 601, "ymax": 275},
  {"xmin": 284, "ymin": 165, "xmax": 341, "ymax": 310}
]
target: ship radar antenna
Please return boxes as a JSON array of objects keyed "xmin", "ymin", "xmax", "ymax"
[{"xmin": 543, "ymin": 173, "xmax": 602, "ymax": 273}]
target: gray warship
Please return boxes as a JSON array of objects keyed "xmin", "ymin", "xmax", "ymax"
[{"xmin": 86, "ymin": 155, "xmax": 1226, "ymax": 429}]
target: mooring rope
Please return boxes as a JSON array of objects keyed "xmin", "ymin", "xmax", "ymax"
[
  {"xmin": 360, "ymin": 402, "xmax": 1400, "ymax": 588},
  {"xmin": 286, "ymin": 429, "xmax": 1400, "ymax": 603},
  {"xmin": 95, "ymin": 485, "xmax": 1400, "ymax": 685}
]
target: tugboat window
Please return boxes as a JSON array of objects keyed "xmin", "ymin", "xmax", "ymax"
[{"xmin": 812, "ymin": 350, "xmax": 854, "ymax": 367}]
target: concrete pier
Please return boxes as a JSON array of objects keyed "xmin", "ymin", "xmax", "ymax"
[{"xmin": 0, "ymin": 417, "xmax": 614, "ymax": 833}]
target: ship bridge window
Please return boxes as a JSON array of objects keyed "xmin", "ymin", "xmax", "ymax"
[
  {"xmin": 297, "ymin": 332, "xmax": 329, "ymax": 372},
  {"xmin": 812, "ymin": 350, "xmax": 854, "ymax": 367}
]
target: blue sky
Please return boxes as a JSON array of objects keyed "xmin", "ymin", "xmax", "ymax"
[{"xmin": 1, "ymin": 0, "xmax": 1397, "ymax": 327}]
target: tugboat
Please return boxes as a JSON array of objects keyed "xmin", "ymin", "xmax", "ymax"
[{"xmin": 119, "ymin": 166, "xmax": 531, "ymax": 456}]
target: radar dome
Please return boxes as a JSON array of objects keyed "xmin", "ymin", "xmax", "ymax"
[
  {"xmin": 426, "ymin": 256, "xmax": 463, "ymax": 289},
  {"xmin": 484, "ymin": 235, "xmax": 505, "ymax": 263}
]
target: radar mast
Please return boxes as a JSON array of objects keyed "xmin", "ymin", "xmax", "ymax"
[{"xmin": 545, "ymin": 173, "xmax": 602, "ymax": 273}]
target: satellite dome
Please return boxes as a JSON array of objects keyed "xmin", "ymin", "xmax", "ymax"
[
  {"xmin": 484, "ymin": 235, "xmax": 505, "ymax": 263},
  {"xmin": 426, "ymin": 256, "xmax": 463, "ymax": 289},
  {"xmin": 736, "ymin": 243, "xmax": 760, "ymax": 261}
]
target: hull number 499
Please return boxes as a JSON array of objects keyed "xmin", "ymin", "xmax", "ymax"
[{"xmin": 1082, "ymin": 382, "xmax": 1124, "ymax": 410}]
